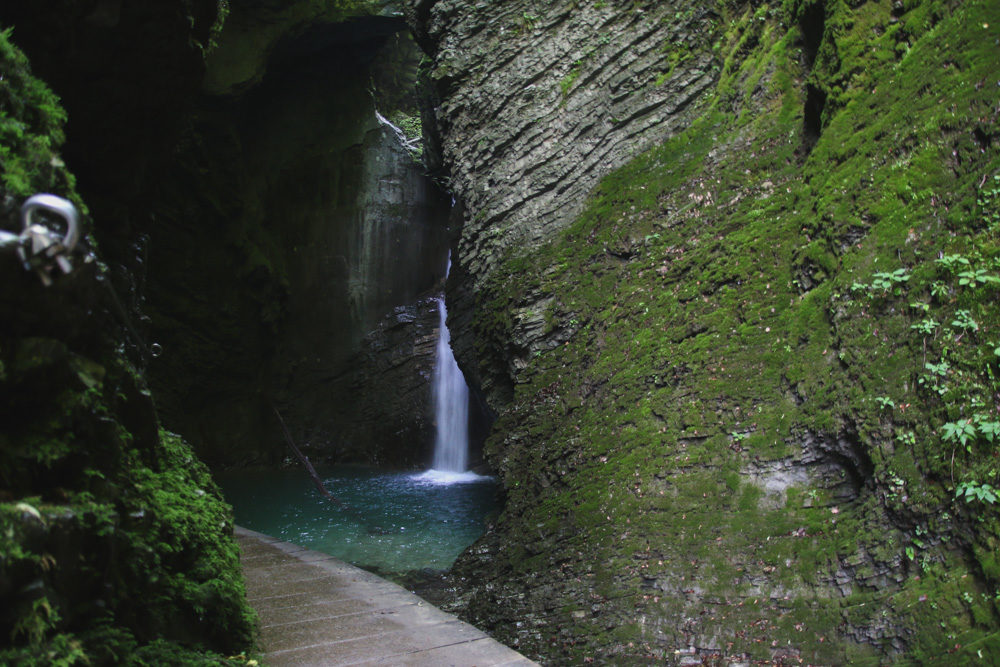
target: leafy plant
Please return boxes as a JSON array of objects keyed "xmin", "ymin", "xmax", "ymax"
[
  {"xmin": 978, "ymin": 174, "xmax": 1000, "ymax": 229},
  {"xmin": 871, "ymin": 268, "xmax": 911, "ymax": 293},
  {"xmin": 935, "ymin": 253, "xmax": 970, "ymax": 274},
  {"xmin": 910, "ymin": 317, "xmax": 939, "ymax": 335},
  {"xmin": 957, "ymin": 268, "xmax": 999, "ymax": 288},
  {"xmin": 924, "ymin": 360, "xmax": 950, "ymax": 376},
  {"xmin": 955, "ymin": 481, "xmax": 997, "ymax": 505},
  {"xmin": 918, "ymin": 373, "xmax": 948, "ymax": 396},
  {"xmin": 972, "ymin": 414, "xmax": 1000, "ymax": 443},
  {"xmin": 930, "ymin": 280, "xmax": 949, "ymax": 299},
  {"xmin": 949, "ymin": 310, "xmax": 979, "ymax": 332},
  {"xmin": 941, "ymin": 420, "xmax": 977, "ymax": 451},
  {"xmin": 12, "ymin": 597, "xmax": 59, "ymax": 645}
]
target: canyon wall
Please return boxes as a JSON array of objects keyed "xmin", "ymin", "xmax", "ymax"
[
  {"xmin": 145, "ymin": 3, "xmax": 454, "ymax": 467},
  {"xmin": 3, "ymin": 1, "xmax": 453, "ymax": 471},
  {"xmin": 4, "ymin": 0, "xmax": 999, "ymax": 662},
  {"xmin": 414, "ymin": 0, "xmax": 1000, "ymax": 663},
  {"xmin": 411, "ymin": 0, "xmax": 720, "ymax": 404}
]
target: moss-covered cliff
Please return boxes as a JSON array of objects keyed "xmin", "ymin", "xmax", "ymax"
[
  {"xmin": 6, "ymin": 0, "xmax": 998, "ymax": 662},
  {"xmin": 416, "ymin": 0, "xmax": 1000, "ymax": 662},
  {"xmin": 0, "ymin": 24, "xmax": 256, "ymax": 664}
]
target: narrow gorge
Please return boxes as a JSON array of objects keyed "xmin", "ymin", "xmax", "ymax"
[{"xmin": 2, "ymin": 0, "xmax": 999, "ymax": 664}]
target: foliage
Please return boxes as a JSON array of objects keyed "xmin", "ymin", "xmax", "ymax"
[
  {"xmin": 956, "ymin": 482, "xmax": 997, "ymax": 506},
  {"xmin": 0, "ymin": 32, "xmax": 256, "ymax": 664},
  {"xmin": 0, "ymin": 28, "xmax": 78, "ymax": 203},
  {"xmin": 387, "ymin": 109, "xmax": 423, "ymax": 160},
  {"xmin": 0, "ymin": 344, "xmax": 258, "ymax": 662}
]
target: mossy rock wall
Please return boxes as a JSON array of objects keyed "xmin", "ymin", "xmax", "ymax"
[
  {"xmin": 0, "ymin": 27, "xmax": 255, "ymax": 664},
  {"xmin": 416, "ymin": 0, "xmax": 1000, "ymax": 662},
  {"xmin": 412, "ymin": 0, "xmax": 721, "ymax": 405}
]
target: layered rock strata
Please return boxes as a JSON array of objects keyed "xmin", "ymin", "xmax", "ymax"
[
  {"xmin": 412, "ymin": 0, "xmax": 719, "ymax": 401},
  {"xmin": 413, "ymin": 0, "xmax": 1000, "ymax": 663}
]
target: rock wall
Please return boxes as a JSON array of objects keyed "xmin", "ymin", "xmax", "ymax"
[
  {"xmin": 327, "ymin": 297, "xmax": 438, "ymax": 467},
  {"xmin": 411, "ymin": 0, "xmax": 719, "ymax": 402},
  {"xmin": 144, "ymin": 9, "xmax": 453, "ymax": 467},
  {"xmin": 414, "ymin": 0, "xmax": 1000, "ymax": 663},
  {"xmin": 203, "ymin": 0, "xmax": 407, "ymax": 95}
]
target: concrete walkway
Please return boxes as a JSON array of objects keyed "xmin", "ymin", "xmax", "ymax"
[{"xmin": 236, "ymin": 527, "xmax": 536, "ymax": 666}]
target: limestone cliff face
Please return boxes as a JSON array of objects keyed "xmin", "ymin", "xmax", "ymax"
[
  {"xmin": 327, "ymin": 297, "xmax": 440, "ymax": 467},
  {"xmin": 144, "ymin": 9, "xmax": 452, "ymax": 467},
  {"xmin": 411, "ymin": 0, "xmax": 719, "ymax": 403},
  {"xmin": 414, "ymin": 0, "xmax": 1000, "ymax": 663}
]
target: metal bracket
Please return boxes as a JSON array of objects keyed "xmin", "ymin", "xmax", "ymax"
[{"xmin": 16, "ymin": 194, "xmax": 81, "ymax": 286}]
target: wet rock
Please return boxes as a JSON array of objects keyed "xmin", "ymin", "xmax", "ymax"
[
  {"xmin": 411, "ymin": 0, "xmax": 719, "ymax": 403},
  {"xmin": 143, "ymin": 24, "xmax": 451, "ymax": 466},
  {"xmin": 312, "ymin": 297, "xmax": 440, "ymax": 466}
]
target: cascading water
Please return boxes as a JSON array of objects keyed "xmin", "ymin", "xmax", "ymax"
[
  {"xmin": 218, "ymin": 275, "xmax": 494, "ymax": 575},
  {"xmin": 412, "ymin": 258, "xmax": 486, "ymax": 484},
  {"xmin": 430, "ymin": 297, "xmax": 469, "ymax": 472}
]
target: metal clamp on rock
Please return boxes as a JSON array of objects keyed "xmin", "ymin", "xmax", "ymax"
[{"xmin": 0, "ymin": 194, "xmax": 82, "ymax": 286}]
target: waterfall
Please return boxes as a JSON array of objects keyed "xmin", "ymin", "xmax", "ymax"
[
  {"xmin": 430, "ymin": 296, "xmax": 469, "ymax": 472},
  {"xmin": 412, "ymin": 263, "xmax": 487, "ymax": 485}
]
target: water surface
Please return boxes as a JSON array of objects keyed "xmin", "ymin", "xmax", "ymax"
[{"xmin": 217, "ymin": 466, "xmax": 497, "ymax": 574}]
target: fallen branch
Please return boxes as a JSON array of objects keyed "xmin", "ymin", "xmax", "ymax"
[
  {"xmin": 271, "ymin": 404, "xmax": 352, "ymax": 512},
  {"xmin": 270, "ymin": 402, "xmax": 396, "ymax": 534}
]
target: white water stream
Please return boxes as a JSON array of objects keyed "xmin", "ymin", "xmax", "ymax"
[
  {"xmin": 413, "ymin": 259, "xmax": 485, "ymax": 484},
  {"xmin": 430, "ymin": 296, "xmax": 469, "ymax": 472}
]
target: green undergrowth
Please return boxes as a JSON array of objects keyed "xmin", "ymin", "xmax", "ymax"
[
  {"xmin": 0, "ymin": 344, "xmax": 258, "ymax": 665},
  {"xmin": 0, "ymin": 31, "xmax": 256, "ymax": 665},
  {"xmin": 464, "ymin": 0, "xmax": 1000, "ymax": 662},
  {"xmin": 0, "ymin": 28, "xmax": 82, "ymax": 213}
]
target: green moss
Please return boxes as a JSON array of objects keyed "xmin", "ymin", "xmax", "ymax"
[
  {"xmin": 559, "ymin": 67, "xmax": 581, "ymax": 101},
  {"xmin": 0, "ymin": 343, "xmax": 258, "ymax": 662},
  {"xmin": 462, "ymin": 0, "xmax": 1000, "ymax": 662},
  {"xmin": 0, "ymin": 28, "xmax": 82, "ymax": 211}
]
